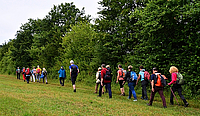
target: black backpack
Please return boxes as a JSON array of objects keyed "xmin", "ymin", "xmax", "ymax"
[
  {"xmin": 43, "ymin": 71, "xmax": 47, "ymax": 76},
  {"xmin": 104, "ymin": 69, "xmax": 111, "ymax": 80},
  {"xmin": 71, "ymin": 65, "xmax": 78, "ymax": 74},
  {"xmin": 98, "ymin": 71, "xmax": 101, "ymax": 80}
]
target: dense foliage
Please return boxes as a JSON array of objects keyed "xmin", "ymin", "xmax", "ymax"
[{"xmin": 0, "ymin": 0, "xmax": 199, "ymax": 98}]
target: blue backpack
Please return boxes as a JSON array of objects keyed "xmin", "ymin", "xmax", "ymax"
[{"xmin": 130, "ymin": 71, "xmax": 137, "ymax": 81}]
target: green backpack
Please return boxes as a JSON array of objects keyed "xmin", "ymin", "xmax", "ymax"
[{"xmin": 176, "ymin": 72, "xmax": 184, "ymax": 85}]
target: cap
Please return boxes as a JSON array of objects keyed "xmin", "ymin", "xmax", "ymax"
[{"xmin": 70, "ymin": 60, "xmax": 74, "ymax": 64}]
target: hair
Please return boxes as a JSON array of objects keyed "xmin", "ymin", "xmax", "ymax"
[
  {"xmin": 98, "ymin": 67, "xmax": 101, "ymax": 71},
  {"xmin": 118, "ymin": 64, "xmax": 122, "ymax": 68},
  {"xmin": 128, "ymin": 65, "xmax": 133, "ymax": 69},
  {"xmin": 33, "ymin": 66, "xmax": 35, "ymax": 68},
  {"xmin": 169, "ymin": 66, "xmax": 178, "ymax": 74},
  {"xmin": 101, "ymin": 64, "xmax": 106, "ymax": 68},
  {"xmin": 106, "ymin": 65, "xmax": 110, "ymax": 68},
  {"xmin": 152, "ymin": 67, "xmax": 158, "ymax": 71},
  {"xmin": 139, "ymin": 65, "xmax": 144, "ymax": 69}
]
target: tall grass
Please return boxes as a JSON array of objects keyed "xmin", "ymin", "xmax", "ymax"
[{"xmin": 0, "ymin": 75, "xmax": 199, "ymax": 116}]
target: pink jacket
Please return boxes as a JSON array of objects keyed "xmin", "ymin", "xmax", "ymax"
[{"xmin": 168, "ymin": 72, "xmax": 177, "ymax": 85}]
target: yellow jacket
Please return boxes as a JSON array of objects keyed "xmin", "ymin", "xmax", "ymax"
[{"xmin": 36, "ymin": 68, "xmax": 42, "ymax": 74}]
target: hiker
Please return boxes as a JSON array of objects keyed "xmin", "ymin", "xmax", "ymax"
[
  {"xmin": 16, "ymin": 67, "xmax": 21, "ymax": 79},
  {"xmin": 168, "ymin": 66, "xmax": 189, "ymax": 107},
  {"xmin": 69, "ymin": 60, "xmax": 79, "ymax": 92},
  {"xmin": 31, "ymin": 66, "xmax": 36, "ymax": 82},
  {"xmin": 25, "ymin": 68, "xmax": 31, "ymax": 84},
  {"xmin": 98, "ymin": 64, "xmax": 112, "ymax": 98},
  {"xmin": 147, "ymin": 67, "xmax": 167, "ymax": 108},
  {"xmin": 22, "ymin": 67, "xmax": 26, "ymax": 82},
  {"xmin": 42, "ymin": 68, "xmax": 48, "ymax": 84},
  {"xmin": 123, "ymin": 65, "xmax": 138, "ymax": 101},
  {"xmin": 58, "ymin": 66, "xmax": 66, "ymax": 86},
  {"xmin": 136, "ymin": 66, "xmax": 148, "ymax": 100},
  {"xmin": 95, "ymin": 67, "xmax": 104, "ymax": 94},
  {"xmin": 116, "ymin": 64, "xmax": 125, "ymax": 96},
  {"xmin": 36, "ymin": 65, "xmax": 42, "ymax": 82},
  {"xmin": 105, "ymin": 65, "xmax": 112, "ymax": 93}
]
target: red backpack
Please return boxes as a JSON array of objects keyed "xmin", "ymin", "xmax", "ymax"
[
  {"xmin": 144, "ymin": 71, "xmax": 150, "ymax": 81},
  {"xmin": 26, "ymin": 68, "xmax": 31, "ymax": 75}
]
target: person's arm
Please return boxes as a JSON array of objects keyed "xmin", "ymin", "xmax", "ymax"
[
  {"xmin": 136, "ymin": 74, "xmax": 141, "ymax": 85},
  {"xmin": 101, "ymin": 70, "xmax": 104, "ymax": 86},
  {"xmin": 70, "ymin": 68, "xmax": 71, "ymax": 77},
  {"xmin": 151, "ymin": 80, "xmax": 154, "ymax": 92},
  {"xmin": 96, "ymin": 72, "xmax": 99, "ymax": 80},
  {"xmin": 116, "ymin": 71, "xmax": 119, "ymax": 83},
  {"xmin": 168, "ymin": 73, "xmax": 176, "ymax": 85}
]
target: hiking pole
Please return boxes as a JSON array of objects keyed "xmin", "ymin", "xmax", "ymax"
[{"xmin": 170, "ymin": 87, "xmax": 179, "ymax": 106}]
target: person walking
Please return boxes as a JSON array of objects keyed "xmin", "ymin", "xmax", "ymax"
[
  {"xmin": 25, "ymin": 68, "xmax": 31, "ymax": 84},
  {"xmin": 36, "ymin": 65, "xmax": 42, "ymax": 82},
  {"xmin": 95, "ymin": 67, "xmax": 104, "ymax": 94},
  {"xmin": 168, "ymin": 66, "xmax": 189, "ymax": 107},
  {"xmin": 42, "ymin": 68, "xmax": 48, "ymax": 84},
  {"xmin": 16, "ymin": 67, "xmax": 21, "ymax": 80},
  {"xmin": 98, "ymin": 64, "xmax": 112, "ymax": 98},
  {"xmin": 116, "ymin": 64, "xmax": 125, "ymax": 96},
  {"xmin": 123, "ymin": 65, "xmax": 138, "ymax": 101},
  {"xmin": 58, "ymin": 66, "xmax": 66, "ymax": 86},
  {"xmin": 136, "ymin": 66, "xmax": 148, "ymax": 100},
  {"xmin": 69, "ymin": 60, "xmax": 79, "ymax": 92},
  {"xmin": 22, "ymin": 67, "xmax": 26, "ymax": 82},
  {"xmin": 147, "ymin": 67, "xmax": 167, "ymax": 108},
  {"xmin": 31, "ymin": 66, "xmax": 36, "ymax": 82}
]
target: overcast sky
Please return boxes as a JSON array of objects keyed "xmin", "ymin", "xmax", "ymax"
[{"xmin": 0, "ymin": 0, "xmax": 101, "ymax": 45}]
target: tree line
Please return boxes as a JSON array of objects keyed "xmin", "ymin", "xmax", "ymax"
[{"xmin": 0, "ymin": 0, "xmax": 199, "ymax": 98}]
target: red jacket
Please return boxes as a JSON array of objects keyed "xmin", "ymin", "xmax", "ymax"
[
  {"xmin": 101, "ymin": 68, "xmax": 111, "ymax": 83},
  {"xmin": 168, "ymin": 72, "xmax": 177, "ymax": 85}
]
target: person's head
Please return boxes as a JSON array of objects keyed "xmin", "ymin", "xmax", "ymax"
[
  {"xmin": 43, "ymin": 68, "xmax": 46, "ymax": 71},
  {"xmin": 139, "ymin": 65, "xmax": 144, "ymax": 70},
  {"xmin": 106, "ymin": 65, "xmax": 110, "ymax": 68},
  {"xmin": 70, "ymin": 60, "xmax": 74, "ymax": 64},
  {"xmin": 23, "ymin": 67, "xmax": 25, "ymax": 69},
  {"xmin": 128, "ymin": 65, "xmax": 133, "ymax": 71},
  {"xmin": 17, "ymin": 67, "xmax": 19, "ymax": 69},
  {"xmin": 118, "ymin": 64, "xmax": 122, "ymax": 69},
  {"xmin": 101, "ymin": 64, "xmax": 106, "ymax": 68},
  {"xmin": 98, "ymin": 67, "xmax": 101, "ymax": 71},
  {"xmin": 37, "ymin": 65, "xmax": 40, "ymax": 68},
  {"xmin": 33, "ymin": 66, "xmax": 35, "ymax": 69},
  {"xmin": 61, "ymin": 66, "xmax": 64, "ymax": 69},
  {"xmin": 169, "ymin": 66, "xmax": 178, "ymax": 74},
  {"xmin": 152, "ymin": 67, "xmax": 158, "ymax": 74}
]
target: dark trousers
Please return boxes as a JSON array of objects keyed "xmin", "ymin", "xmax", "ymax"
[
  {"xmin": 60, "ymin": 77, "xmax": 65, "ymax": 86},
  {"xmin": 141, "ymin": 80, "xmax": 148, "ymax": 99},
  {"xmin": 26, "ymin": 76, "xmax": 30, "ymax": 83},
  {"xmin": 170, "ymin": 84, "xmax": 187, "ymax": 104},
  {"xmin": 17, "ymin": 73, "xmax": 20, "ymax": 79},
  {"xmin": 149, "ymin": 86, "xmax": 166, "ymax": 107},
  {"xmin": 99, "ymin": 83, "xmax": 112, "ymax": 98}
]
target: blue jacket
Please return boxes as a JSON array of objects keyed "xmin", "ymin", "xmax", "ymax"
[{"xmin": 58, "ymin": 69, "xmax": 66, "ymax": 78}]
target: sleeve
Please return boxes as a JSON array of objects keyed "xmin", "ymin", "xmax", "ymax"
[
  {"xmin": 168, "ymin": 73, "xmax": 177, "ymax": 85},
  {"xmin": 96, "ymin": 72, "xmax": 99, "ymax": 80},
  {"xmin": 69, "ymin": 66, "xmax": 71, "ymax": 70},
  {"xmin": 151, "ymin": 74, "xmax": 154, "ymax": 80},
  {"xmin": 76, "ymin": 65, "xmax": 78, "ymax": 69}
]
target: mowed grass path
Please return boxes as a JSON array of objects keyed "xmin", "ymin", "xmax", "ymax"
[{"xmin": 0, "ymin": 75, "xmax": 199, "ymax": 116}]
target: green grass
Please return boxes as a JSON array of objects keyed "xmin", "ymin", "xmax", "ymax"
[{"xmin": 0, "ymin": 75, "xmax": 200, "ymax": 116}]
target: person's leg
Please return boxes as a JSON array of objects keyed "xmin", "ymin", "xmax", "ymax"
[
  {"xmin": 177, "ymin": 85, "xmax": 188, "ymax": 106},
  {"xmin": 32, "ymin": 74, "xmax": 35, "ymax": 82},
  {"xmin": 128, "ymin": 83, "xmax": 132, "ymax": 99},
  {"xmin": 170, "ymin": 85, "xmax": 176, "ymax": 104},
  {"xmin": 45, "ymin": 76, "xmax": 48, "ymax": 84},
  {"xmin": 132, "ymin": 85, "xmax": 137, "ymax": 100},
  {"xmin": 36, "ymin": 74, "xmax": 38, "ymax": 82},
  {"xmin": 158, "ymin": 88, "xmax": 167, "ymax": 107},
  {"xmin": 95, "ymin": 83, "xmax": 98, "ymax": 93},
  {"xmin": 106, "ymin": 83, "xmax": 112, "ymax": 98},
  {"xmin": 98, "ymin": 83, "xmax": 103, "ymax": 97},
  {"xmin": 71, "ymin": 75, "xmax": 77, "ymax": 92},
  {"xmin": 62, "ymin": 78, "xmax": 64, "ymax": 86},
  {"xmin": 148, "ymin": 87, "xmax": 157, "ymax": 105},
  {"xmin": 143, "ymin": 81, "xmax": 148, "ymax": 100}
]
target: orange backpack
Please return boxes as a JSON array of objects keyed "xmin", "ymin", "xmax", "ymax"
[{"xmin": 155, "ymin": 74, "xmax": 163, "ymax": 87}]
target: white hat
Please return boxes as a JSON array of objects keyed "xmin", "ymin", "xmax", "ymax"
[
  {"xmin": 98, "ymin": 67, "xmax": 101, "ymax": 70},
  {"xmin": 70, "ymin": 60, "xmax": 74, "ymax": 64}
]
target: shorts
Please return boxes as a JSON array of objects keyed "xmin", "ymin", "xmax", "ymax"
[
  {"xmin": 119, "ymin": 80, "xmax": 124, "ymax": 88},
  {"xmin": 71, "ymin": 75, "xmax": 77, "ymax": 85}
]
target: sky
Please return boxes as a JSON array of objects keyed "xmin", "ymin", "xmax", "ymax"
[{"xmin": 0, "ymin": 0, "xmax": 101, "ymax": 45}]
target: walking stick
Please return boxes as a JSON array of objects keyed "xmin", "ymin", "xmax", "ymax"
[{"xmin": 170, "ymin": 87, "xmax": 179, "ymax": 106}]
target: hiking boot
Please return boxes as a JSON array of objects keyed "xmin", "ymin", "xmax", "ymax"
[
  {"xmin": 94, "ymin": 92, "xmax": 97, "ymax": 94},
  {"xmin": 74, "ymin": 89, "xmax": 76, "ymax": 92},
  {"xmin": 133, "ymin": 99, "xmax": 137, "ymax": 101},
  {"xmin": 169, "ymin": 103, "xmax": 173, "ymax": 105},
  {"xmin": 123, "ymin": 93, "xmax": 125, "ymax": 96},
  {"xmin": 164, "ymin": 106, "xmax": 167, "ymax": 108},
  {"xmin": 46, "ymin": 82, "xmax": 48, "ymax": 84},
  {"xmin": 97, "ymin": 95, "xmax": 101, "ymax": 97},
  {"xmin": 141, "ymin": 97, "xmax": 144, "ymax": 99},
  {"xmin": 144, "ymin": 98, "xmax": 148, "ymax": 100},
  {"xmin": 147, "ymin": 103, "xmax": 152, "ymax": 106},
  {"xmin": 184, "ymin": 103, "xmax": 189, "ymax": 107},
  {"xmin": 127, "ymin": 97, "xmax": 131, "ymax": 99}
]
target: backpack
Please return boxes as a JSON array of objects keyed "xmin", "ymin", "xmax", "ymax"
[
  {"xmin": 33, "ymin": 69, "xmax": 36, "ymax": 74},
  {"xmin": 104, "ymin": 69, "xmax": 111, "ymax": 80},
  {"xmin": 130, "ymin": 71, "xmax": 137, "ymax": 81},
  {"xmin": 71, "ymin": 65, "xmax": 78, "ymax": 74},
  {"xmin": 36, "ymin": 68, "xmax": 40, "ymax": 73},
  {"xmin": 26, "ymin": 69, "xmax": 31, "ymax": 75},
  {"xmin": 120, "ymin": 69, "xmax": 126, "ymax": 79},
  {"xmin": 154, "ymin": 74, "xmax": 166, "ymax": 87},
  {"xmin": 17, "ymin": 69, "xmax": 20, "ymax": 73},
  {"xmin": 144, "ymin": 71, "xmax": 150, "ymax": 81},
  {"xmin": 176, "ymin": 72, "xmax": 184, "ymax": 85},
  {"xmin": 43, "ymin": 71, "xmax": 47, "ymax": 76},
  {"xmin": 98, "ymin": 71, "xmax": 101, "ymax": 80}
]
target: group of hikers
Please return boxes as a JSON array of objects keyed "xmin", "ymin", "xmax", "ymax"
[
  {"xmin": 95, "ymin": 64, "xmax": 189, "ymax": 108},
  {"xmin": 16, "ymin": 60, "xmax": 79, "ymax": 92},
  {"xmin": 16, "ymin": 61, "xmax": 189, "ymax": 108}
]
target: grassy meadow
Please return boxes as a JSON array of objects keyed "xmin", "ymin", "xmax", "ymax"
[{"xmin": 0, "ymin": 75, "xmax": 200, "ymax": 116}]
